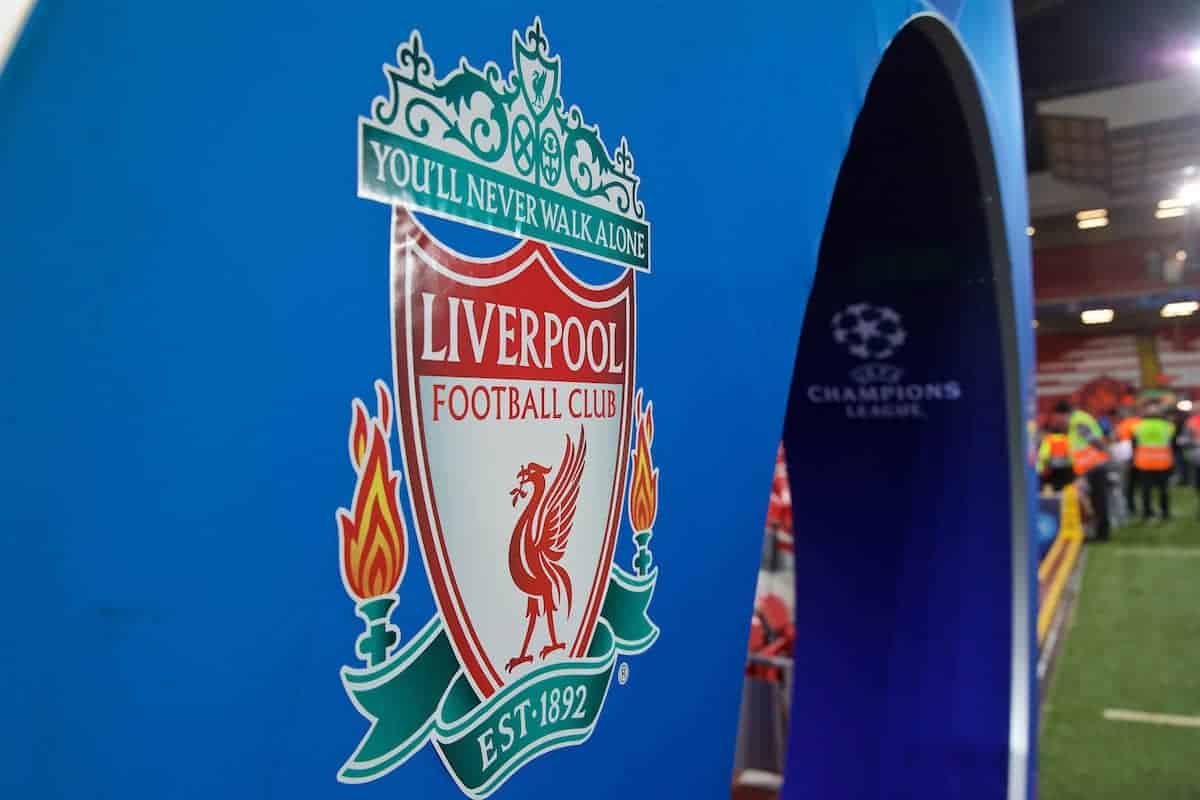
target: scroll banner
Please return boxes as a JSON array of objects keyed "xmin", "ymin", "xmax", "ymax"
[
  {"xmin": 360, "ymin": 124, "xmax": 651, "ymax": 272},
  {"xmin": 340, "ymin": 566, "xmax": 658, "ymax": 797}
]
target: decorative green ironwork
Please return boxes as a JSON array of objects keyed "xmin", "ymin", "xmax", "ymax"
[{"xmin": 359, "ymin": 17, "xmax": 650, "ymax": 271}]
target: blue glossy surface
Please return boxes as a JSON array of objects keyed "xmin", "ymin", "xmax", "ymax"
[{"xmin": 0, "ymin": 2, "xmax": 1033, "ymax": 798}]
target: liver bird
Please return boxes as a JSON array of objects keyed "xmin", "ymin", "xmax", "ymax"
[
  {"xmin": 505, "ymin": 426, "xmax": 586, "ymax": 673},
  {"xmin": 531, "ymin": 69, "xmax": 548, "ymax": 107}
]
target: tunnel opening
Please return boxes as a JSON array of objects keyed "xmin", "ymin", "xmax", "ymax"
[{"xmin": 734, "ymin": 16, "xmax": 1031, "ymax": 800}]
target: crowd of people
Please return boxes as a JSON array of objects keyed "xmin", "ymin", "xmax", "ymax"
[{"xmin": 1037, "ymin": 395, "xmax": 1200, "ymax": 536}]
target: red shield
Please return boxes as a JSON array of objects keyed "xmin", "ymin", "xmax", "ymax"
[{"xmin": 390, "ymin": 209, "xmax": 635, "ymax": 698}]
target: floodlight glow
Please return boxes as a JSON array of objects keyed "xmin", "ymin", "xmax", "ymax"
[
  {"xmin": 1156, "ymin": 207, "xmax": 1188, "ymax": 219},
  {"xmin": 1179, "ymin": 400, "xmax": 1194, "ymax": 412},
  {"xmin": 1075, "ymin": 208, "xmax": 1108, "ymax": 221},
  {"xmin": 1026, "ymin": 225, "xmax": 1036, "ymax": 236},
  {"xmin": 1081, "ymin": 308, "xmax": 1114, "ymax": 324},
  {"xmin": 1077, "ymin": 217, "xmax": 1109, "ymax": 229},
  {"xmin": 1161, "ymin": 301, "xmax": 1199, "ymax": 318}
]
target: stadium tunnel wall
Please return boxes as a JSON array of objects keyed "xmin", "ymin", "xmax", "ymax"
[
  {"xmin": 781, "ymin": 17, "xmax": 1036, "ymax": 800},
  {"xmin": 0, "ymin": 2, "xmax": 1036, "ymax": 799}
]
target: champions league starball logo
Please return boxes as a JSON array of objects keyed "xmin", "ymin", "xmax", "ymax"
[
  {"xmin": 831, "ymin": 302, "xmax": 907, "ymax": 360},
  {"xmin": 807, "ymin": 301, "xmax": 962, "ymax": 420}
]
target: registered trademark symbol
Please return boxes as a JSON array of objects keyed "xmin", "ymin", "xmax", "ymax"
[{"xmin": 617, "ymin": 662, "xmax": 630, "ymax": 685}]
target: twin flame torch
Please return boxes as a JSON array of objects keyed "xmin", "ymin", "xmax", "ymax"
[
  {"xmin": 628, "ymin": 390, "xmax": 658, "ymax": 577},
  {"xmin": 337, "ymin": 381, "xmax": 408, "ymax": 667}
]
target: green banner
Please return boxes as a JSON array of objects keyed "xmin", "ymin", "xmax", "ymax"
[
  {"xmin": 359, "ymin": 121, "xmax": 650, "ymax": 272},
  {"xmin": 339, "ymin": 566, "xmax": 658, "ymax": 797}
]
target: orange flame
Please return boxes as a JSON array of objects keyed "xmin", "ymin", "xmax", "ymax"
[
  {"xmin": 350, "ymin": 402, "xmax": 370, "ymax": 469},
  {"xmin": 338, "ymin": 382, "xmax": 407, "ymax": 601},
  {"xmin": 350, "ymin": 380, "xmax": 393, "ymax": 469},
  {"xmin": 375, "ymin": 380, "xmax": 392, "ymax": 434},
  {"xmin": 628, "ymin": 389, "xmax": 659, "ymax": 532}
]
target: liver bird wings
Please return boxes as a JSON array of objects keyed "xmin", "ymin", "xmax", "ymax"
[{"xmin": 536, "ymin": 426, "xmax": 587, "ymax": 563}]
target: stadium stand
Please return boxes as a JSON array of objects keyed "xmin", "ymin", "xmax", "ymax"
[
  {"xmin": 1036, "ymin": 334, "xmax": 1141, "ymax": 412},
  {"xmin": 1156, "ymin": 327, "xmax": 1200, "ymax": 392},
  {"xmin": 1034, "ymin": 238, "xmax": 1200, "ymax": 303}
]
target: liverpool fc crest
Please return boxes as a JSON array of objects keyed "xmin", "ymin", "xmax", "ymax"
[{"xmin": 336, "ymin": 19, "xmax": 659, "ymax": 798}]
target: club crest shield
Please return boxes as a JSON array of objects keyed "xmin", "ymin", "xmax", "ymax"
[
  {"xmin": 391, "ymin": 209, "xmax": 634, "ymax": 697},
  {"xmin": 335, "ymin": 18, "xmax": 660, "ymax": 799},
  {"xmin": 513, "ymin": 23, "xmax": 560, "ymax": 123}
]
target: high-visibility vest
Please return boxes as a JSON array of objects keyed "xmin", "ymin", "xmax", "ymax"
[
  {"xmin": 1037, "ymin": 434, "xmax": 1071, "ymax": 473},
  {"xmin": 1116, "ymin": 416, "xmax": 1142, "ymax": 442},
  {"xmin": 1068, "ymin": 410, "xmax": 1109, "ymax": 475},
  {"xmin": 1134, "ymin": 417, "xmax": 1176, "ymax": 471}
]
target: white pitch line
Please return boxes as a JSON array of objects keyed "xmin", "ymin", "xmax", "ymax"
[
  {"xmin": 1112, "ymin": 547, "xmax": 1200, "ymax": 557},
  {"xmin": 1103, "ymin": 709, "xmax": 1200, "ymax": 729}
]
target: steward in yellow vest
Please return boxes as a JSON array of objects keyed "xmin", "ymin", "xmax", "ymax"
[
  {"xmin": 1055, "ymin": 401, "xmax": 1111, "ymax": 540},
  {"xmin": 1067, "ymin": 408, "xmax": 1109, "ymax": 475},
  {"xmin": 1037, "ymin": 432, "xmax": 1073, "ymax": 492},
  {"xmin": 1133, "ymin": 415, "xmax": 1175, "ymax": 471},
  {"xmin": 1133, "ymin": 407, "xmax": 1176, "ymax": 522}
]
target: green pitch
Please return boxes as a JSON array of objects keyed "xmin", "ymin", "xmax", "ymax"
[{"xmin": 1039, "ymin": 485, "xmax": 1200, "ymax": 799}]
